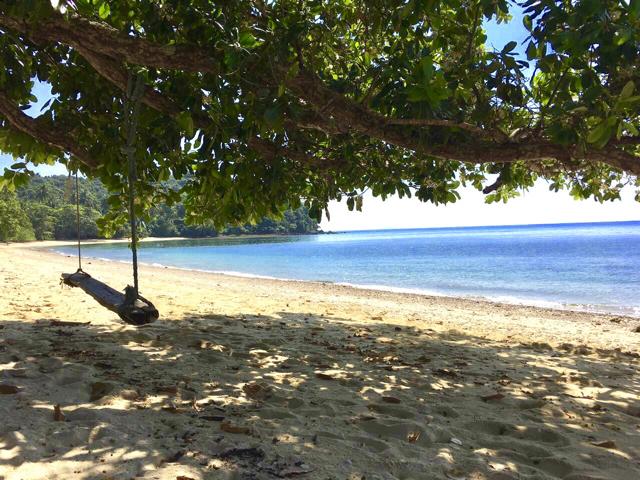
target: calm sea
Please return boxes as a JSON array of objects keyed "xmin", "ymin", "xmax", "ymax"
[{"xmin": 53, "ymin": 221, "xmax": 640, "ymax": 316}]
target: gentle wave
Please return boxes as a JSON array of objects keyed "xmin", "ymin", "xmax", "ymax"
[
  {"xmin": 335, "ymin": 282, "xmax": 640, "ymax": 317},
  {"xmin": 50, "ymin": 249, "xmax": 113, "ymax": 264},
  {"xmin": 335, "ymin": 282, "xmax": 450, "ymax": 297},
  {"xmin": 136, "ymin": 260, "xmax": 295, "ymax": 281}
]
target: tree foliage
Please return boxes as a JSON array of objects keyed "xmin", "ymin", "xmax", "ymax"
[
  {"xmin": 0, "ymin": 0, "xmax": 638, "ymax": 229},
  {"xmin": 0, "ymin": 189, "xmax": 35, "ymax": 241},
  {"xmin": 13, "ymin": 174, "xmax": 319, "ymax": 240}
]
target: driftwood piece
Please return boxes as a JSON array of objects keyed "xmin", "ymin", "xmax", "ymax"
[{"xmin": 61, "ymin": 271, "xmax": 158, "ymax": 325}]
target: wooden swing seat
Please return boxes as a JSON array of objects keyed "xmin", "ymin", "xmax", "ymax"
[{"xmin": 61, "ymin": 271, "xmax": 158, "ymax": 325}]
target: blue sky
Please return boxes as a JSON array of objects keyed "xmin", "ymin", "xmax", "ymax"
[
  {"xmin": 485, "ymin": 6, "xmax": 529, "ymax": 52},
  {"xmin": 2, "ymin": 9, "xmax": 638, "ymax": 229}
]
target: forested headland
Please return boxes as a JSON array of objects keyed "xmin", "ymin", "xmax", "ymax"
[{"xmin": 0, "ymin": 175, "xmax": 319, "ymax": 242}]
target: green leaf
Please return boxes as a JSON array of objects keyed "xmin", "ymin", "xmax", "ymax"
[
  {"xmin": 98, "ymin": 2, "xmax": 110, "ymax": 19},
  {"xmin": 587, "ymin": 118, "xmax": 616, "ymax": 147},
  {"xmin": 418, "ymin": 57, "xmax": 434, "ymax": 80},
  {"xmin": 617, "ymin": 95, "xmax": 640, "ymax": 109},
  {"xmin": 624, "ymin": 121, "xmax": 639, "ymax": 136},
  {"xmin": 587, "ymin": 122, "xmax": 607, "ymax": 144},
  {"xmin": 224, "ymin": 50, "xmax": 240, "ymax": 69},
  {"xmin": 239, "ymin": 31, "xmax": 260, "ymax": 49},
  {"xmin": 346, "ymin": 196, "xmax": 354, "ymax": 210},
  {"xmin": 176, "ymin": 112, "xmax": 195, "ymax": 137},
  {"xmin": 502, "ymin": 41, "xmax": 517, "ymax": 53},
  {"xmin": 405, "ymin": 86, "xmax": 429, "ymax": 102},
  {"xmin": 525, "ymin": 41, "xmax": 537, "ymax": 60},
  {"xmin": 398, "ymin": 0, "xmax": 414, "ymax": 20},
  {"xmin": 620, "ymin": 81, "xmax": 635, "ymax": 100},
  {"xmin": 263, "ymin": 105, "xmax": 283, "ymax": 129},
  {"xmin": 158, "ymin": 167, "xmax": 170, "ymax": 182},
  {"xmin": 616, "ymin": 29, "xmax": 632, "ymax": 46}
]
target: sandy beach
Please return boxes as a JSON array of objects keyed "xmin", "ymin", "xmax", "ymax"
[{"xmin": 1, "ymin": 242, "xmax": 639, "ymax": 480}]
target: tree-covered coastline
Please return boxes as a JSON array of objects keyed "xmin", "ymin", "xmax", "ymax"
[{"xmin": 0, "ymin": 175, "xmax": 318, "ymax": 242}]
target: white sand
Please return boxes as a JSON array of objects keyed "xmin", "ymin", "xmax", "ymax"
[{"xmin": 0, "ymin": 243, "xmax": 639, "ymax": 480}]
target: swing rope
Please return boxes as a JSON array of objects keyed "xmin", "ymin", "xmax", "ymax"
[
  {"xmin": 123, "ymin": 72, "xmax": 145, "ymax": 296},
  {"xmin": 74, "ymin": 169, "xmax": 83, "ymax": 272},
  {"xmin": 61, "ymin": 70, "xmax": 158, "ymax": 325}
]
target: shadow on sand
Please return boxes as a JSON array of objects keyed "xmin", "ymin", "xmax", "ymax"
[{"xmin": 0, "ymin": 309, "xmax": 639, "ymax": 479}]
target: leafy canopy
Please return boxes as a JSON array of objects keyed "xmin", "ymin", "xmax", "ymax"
[{"xmin": 0, "ymin": 0, "xmax": 638, "ymax": 231}]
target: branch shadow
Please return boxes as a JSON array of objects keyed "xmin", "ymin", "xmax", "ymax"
[{"xmin": 0, "ymin": 309, "xmax": 638, "ymax": 480}]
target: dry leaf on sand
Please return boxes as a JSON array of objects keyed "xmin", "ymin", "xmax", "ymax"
[
  {"xmin": 0, "ymin": 384, "xmax": 20, "ymax": 394},
  {"xmin": 382, "ymin": 396, "xmax": 402, "ymax": 404},
  {"xmin": 243, "ymin": 382, "xmax": 272, "ymax": 400},
  {"xmin": 592, "ymin": 440, "xmax": 617, "ymax": 449},
  {"xmin": 481, "ymin": 392, "xmax": 505, "ymax": 402},
  {"xmin": 53, "ymin": 404, "xmax": 65, "ymax": 421},
  {"xmin": 220, "ymin": 421, "xmax": 251, "ymax": 434}
]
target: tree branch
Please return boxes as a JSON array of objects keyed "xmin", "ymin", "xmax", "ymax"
[
  {"xmin": 74, "ymin": 45, "xmax": 185, "ymax": 118},
  {"xmin": 0, "ymin": 11, "xmax": 327, "ymax": 171},
  {"xmin": 247, "ymin": 137, "xmax": 336, "ymax": 169},
  {"xmin": 385, "ymin": 117, "xmax": 507, "ymax": 141},
  {"xmin": 0, "ymin": 12, "xmax": 219, "ymax": 73},
  {"xmin": 482, "ymin": 177, "xmax": 504, "ymax": 194},
  {"xmin": 0, "ymin": 89, "xmax": 98, "ymax": 169},
  {"xmin": 284, "ymin": 70, "xmax": 640, "ymax": 174}
]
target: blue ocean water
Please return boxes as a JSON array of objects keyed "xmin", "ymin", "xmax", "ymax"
[{"xmin": 53, "ymin": 221, "xmax": 640, "ymax": 316}]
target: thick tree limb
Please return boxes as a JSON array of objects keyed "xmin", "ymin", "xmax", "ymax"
[
  {"xmin": 385, "ymin": 117, "xmax": 507, "ymax": 141},
  {"xmin": 0, "ymin": 90, "xmax": 98, "ymax": 169},
  {"xmin": 0, "ymin": 13, "xmax": 218, "ymax": 73},
  {"xmin": 284, "ymin": 70, "xmax": 640, "ymax": 174},
  {"xmin": 0, "ymin": 21, "xmax": 326, "ymax": 175},
  {"xmin": 75, "ymin": 45, "xmax": 181, "ymax": 117}
]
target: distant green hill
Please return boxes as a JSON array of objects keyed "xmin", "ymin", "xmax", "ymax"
[{"xmin": 0, "ymin": 175, "xmax": 318, "ymax": 242}]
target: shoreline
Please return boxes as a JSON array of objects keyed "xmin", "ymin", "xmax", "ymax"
[
  {"xmin": 36, "ymin": 239, "xmax": 640, "ymax": 320},
  {"xmin": 3, "ymin": 231, "xmax": 323, "ymax": 249},
  {"xmin": 3, "ymin": 242, "xmax": 639, "ymax": 352}
]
